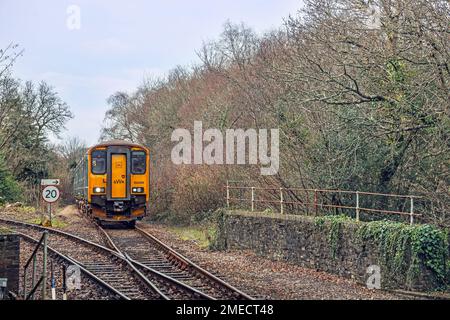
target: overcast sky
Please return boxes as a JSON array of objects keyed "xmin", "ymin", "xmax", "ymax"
[{"xmin": 0, "ymin": 0, "xmax": 302, "ymax": 145}]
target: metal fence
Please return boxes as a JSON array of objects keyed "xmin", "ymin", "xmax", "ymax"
[
  {"xmin": 225, "ymin": 181, "xmax": 423, "ymax": 225},
  {"xmin": 23, "ymin": 231, "xmax": 48, "ymax": 300}
]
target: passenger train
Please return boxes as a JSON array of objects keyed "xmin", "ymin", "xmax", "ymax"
[{"xmin": 73, "ymin": 140, "xmax": 150, "ymax": 227}]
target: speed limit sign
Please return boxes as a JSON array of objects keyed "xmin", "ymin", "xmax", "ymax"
[{"xmin": 42, "ymin": 185, "xmax": 60, "ymax": 203}]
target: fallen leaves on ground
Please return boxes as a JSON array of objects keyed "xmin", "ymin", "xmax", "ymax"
[{"xmin": 139, "ymin": 222, "xmax": 407, "ymax": 300}]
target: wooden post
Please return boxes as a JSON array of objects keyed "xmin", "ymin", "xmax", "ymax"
[
  {"xmin": 314, "ymin": 189, "xmax": 318, "ymax": 216},
  {"xmin": 226, "ymin": 181, "xmax": 230, "ymax": 208},
  {"xmin": 410, "ymin": 197, "xmax": 414, "ymax": 225},
  {"xmin": 280, "ymin": 187, "xmax": 284, "ymax": 214}
]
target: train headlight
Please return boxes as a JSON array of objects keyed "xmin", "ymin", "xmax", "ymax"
[
  {"xmin": 93, "ymin": 187, "xmax": 105, "ymax": 193},
  {"xmin": 132, "ymin": 187, "xmax": 144, "ymax": 193}
]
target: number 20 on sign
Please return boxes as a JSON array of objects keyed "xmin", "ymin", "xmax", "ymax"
[{"xmin": 42, "ymin": 185, "xmax": 60, "ymax": 203}]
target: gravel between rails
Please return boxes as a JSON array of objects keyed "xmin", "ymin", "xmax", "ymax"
[
  {"xmin": 103, "ymin": 226, "xmax": 251, "ymax": 300},
  {"xmin": 19, "ymin": 237, "xmax": 119, "ymax": 300}
]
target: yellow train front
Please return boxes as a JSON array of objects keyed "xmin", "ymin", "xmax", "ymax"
[{"xmin": 73, "ymin": 140, "xmax": 149, "ymax": 227}]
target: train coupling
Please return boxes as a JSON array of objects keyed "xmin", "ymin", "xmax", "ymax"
[{"xmin": 113, "ymin": 201, "xmax": 124, "ymax": 212}]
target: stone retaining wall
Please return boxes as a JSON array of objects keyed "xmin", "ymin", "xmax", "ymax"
[{"xmin": 215, "ymin": 211, "xmax": 447, "ymax": 291}]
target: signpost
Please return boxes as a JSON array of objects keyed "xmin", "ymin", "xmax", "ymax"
[{"xmin": 40, "ymin": 180, "xmax": 60, "ymax": 226}]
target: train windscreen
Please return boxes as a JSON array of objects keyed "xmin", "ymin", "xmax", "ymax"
[
  {"xmin": 91, "ymin": 150, "xmax": 106, "ymax": 174},
  {"xmin": 131, "ymin": 151, "xmax": 146, "ymax": 174}
]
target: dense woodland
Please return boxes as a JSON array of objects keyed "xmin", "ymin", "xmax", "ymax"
[{"xmin": 0, "ymin": 0, "xmax": 449, "ymax": 226}]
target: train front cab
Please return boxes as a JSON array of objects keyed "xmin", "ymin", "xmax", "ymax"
[{"xmin": 88, "ymin": 143, "xmax": 149, "ymax": 226}]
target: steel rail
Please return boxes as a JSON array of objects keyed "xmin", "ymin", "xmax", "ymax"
[
  {"xmin": 0, "ymin": 218, "xmax": 167, "ymax": 300},
  {"xmin": 0, "ymin": 218, "xmax": 123, "ymax": 257},
  {"xmin": 77, "ymin": 209, "xmax": 215, "ymax": 300},
  {"xmin": 17, "ymin": 231, "xmax": 128, "ymax": 300},
  {"xmin": 126, "ymin": 253, "xmax": 215, "ymax": 300},
  {"xmin": 135, "ymin": 225, "xmax": 254, "ymax": 300},
  {"xmin": 1, "ymin": 216, "xmax": 253, "ymax": 300},
  {"xmin": 97, "ymin": 225, "xmax": 216, "ymax": 300}
]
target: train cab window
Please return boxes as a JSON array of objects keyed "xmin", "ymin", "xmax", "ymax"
[
  {"xmin": 91, "ymin": 150, "xmax": 106, "ymax": 174},
  {"xmin": 131, "ymin": 151, "xmax": 146, "ymax": 174}
]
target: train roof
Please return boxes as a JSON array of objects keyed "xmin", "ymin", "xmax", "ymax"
[{"xmin": 88, "ymin": 140, "xmax": 148, "ymax": 151}]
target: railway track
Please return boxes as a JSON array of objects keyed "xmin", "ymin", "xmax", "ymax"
[
  {"xmin": 4, "ymin": 217, "xmax": 445, "ymax": 300},
  {"xmin": 17, "ymin": 232, "xmax": 125, "ymax": 300},
  {"xmin": 0, "ymin": 218, "xmax": 206, "ymax": 300},
  {"xmin": 99, "ymin": 224, "xmax": 254, "ymax": 300}
]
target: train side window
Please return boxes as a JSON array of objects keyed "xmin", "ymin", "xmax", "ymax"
[
  {"xmin": 131, "ymin": 151, "xmax": 146, "ymax": 174},
  {"xmin": 91, "ymin": 150, "xmax": 106, "ymax": 174}
]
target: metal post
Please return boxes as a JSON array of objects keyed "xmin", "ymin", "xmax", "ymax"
[
  {"xmin": 314, "ymin": 189, "xmax": 318, "ymax": 216},
  {"xmin": 48, "ymin": 203, "xmax": 52, "ymax": 226},
  {"xmin": 62, "ymin": 265, "xmax": 67, "ymax": 301},
  {"xmin": 23, "ymin": 267, "xmax": 27, "ymax": 299},
  {"xmin": 410, "ymin": 197, "xmax": 414, "ymax": 225},
  {"xmin": 51, "ymin": 261, "xmax": 56, "ymax": 300},
  {"xmin": 226, "ymin": 181, "xmax": 230, "ymax": 208},
  {"xmin": 356, "ymin": 191, "xmax": 360, "ymax": 221},
  {"xmin": 31, "ymin": 255, "xmax": 37, "ymax": 300},
  {"xmin": 251, "ymin": 187, "xmax": 255, "ymax": 212},
  {"xmin": 280, "ymin": 187, "xmax": 284, "ymax": 214},
  {"xmin": 41, "ymin": 231, "xmax": 48, "ymax": 300}
]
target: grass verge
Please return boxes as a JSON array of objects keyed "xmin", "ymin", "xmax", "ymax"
[{"xmin": 167, "ymin": 225, "xmax": 216, "ymax": 249}]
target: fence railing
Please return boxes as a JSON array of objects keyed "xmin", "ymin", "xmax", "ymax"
[
  {"xmin": 225, "ymin": 181, "xmax": 423, "ymax": 225},
  {"xmin": 23, "ymin": 231, "xmax": 48, "ymax": 300}
]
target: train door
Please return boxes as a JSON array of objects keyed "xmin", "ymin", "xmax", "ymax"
[{"xmin": 111, "ymin": 154, "xmax": 127, "ymax": 199}]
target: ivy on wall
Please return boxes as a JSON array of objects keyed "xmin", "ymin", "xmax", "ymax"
[
  {"xmin": 315, "ymin": 215, "xmax": 351, "ymax": 259},
  {"xmin": 314, "ymin": 215, "xmax": 449, "ymax": 289}
]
